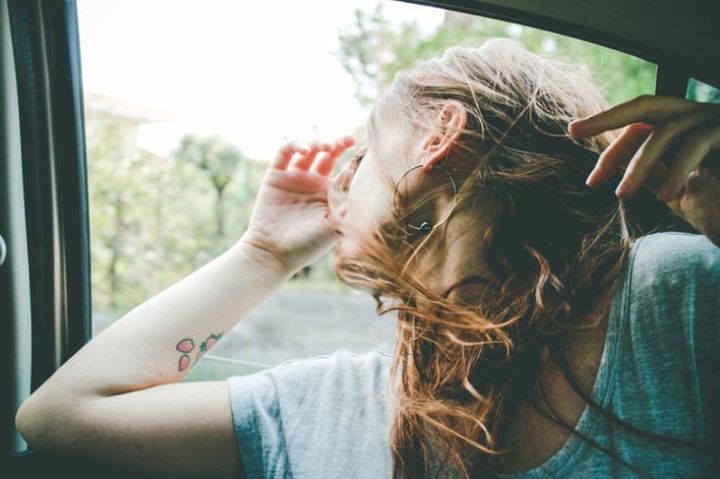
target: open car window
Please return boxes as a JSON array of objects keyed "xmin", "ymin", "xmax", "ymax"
[
  {"xmin": 687, "ymin": 77, "xmax": 720, "ymax": 104},
  {"xmin": 75, "ymin": 0, "xmax": 657, "ymax": 381}
]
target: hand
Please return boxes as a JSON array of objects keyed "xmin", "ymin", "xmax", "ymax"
[
  {"xmin": 239, "ymin": 136, "xmax": 356, "ymax": 273},
  {"xmin": 568, "ymin": 95, "xmax": 720, "ymax": 245}
]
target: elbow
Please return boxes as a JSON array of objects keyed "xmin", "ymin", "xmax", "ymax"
[
  {"xmin": 16, "ymin": 394, "xmax": 50, "ymax": 449},
  {"xmin": 15, "ymin": 392, "xmax": 73, "ymax": 451},
  {"xmin": 16, "ymin": 396, "xmax": 40, "ymax": 448}
]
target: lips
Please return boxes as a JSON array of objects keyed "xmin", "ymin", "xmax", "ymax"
[{"xmin": 326, "ymin": 198, "xmax": 348, "ymax": 237}]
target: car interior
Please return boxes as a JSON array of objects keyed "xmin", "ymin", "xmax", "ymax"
[{"xmin": 1, "ymin": 0, "xmax": 718, "ymax": 477}]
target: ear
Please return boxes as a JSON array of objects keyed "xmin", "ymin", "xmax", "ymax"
[{"xmin": 420, "ymin": 101, "xmax": 467, "ymax": 172}]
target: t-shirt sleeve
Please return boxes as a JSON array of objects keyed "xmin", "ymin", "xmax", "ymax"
[
  {"xmin": 628, "ymin": 232, "xmax": 720, "ymax": 365},
  {"xmin": 626, "ymin": 232, "xmax": 720, "ymax": 449},
  {"xmin": 226, "ymin": 349, "xmax": 395, "ymax": 479}
]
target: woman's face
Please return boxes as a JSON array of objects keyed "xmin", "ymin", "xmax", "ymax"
[
  {"xmin": 329, "ymin": 107, "xmax": 424, "ymax": 253},
  {"xmin": 329, "ymin": 99, "xmax": 487, "ymax": 296}
]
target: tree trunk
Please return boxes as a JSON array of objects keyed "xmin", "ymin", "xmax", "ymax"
[
  {"xmin": 107, "ymin": 194, "xmax": 124, "ymax": 309},
  {"xmin": 214, "ymin": 185, "xmax": 226, "ymax": 237}
]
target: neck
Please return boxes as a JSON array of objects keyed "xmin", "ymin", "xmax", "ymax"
[{"xmin": 417, "ymin": 207, "xmax": 493, "ymax": 301}]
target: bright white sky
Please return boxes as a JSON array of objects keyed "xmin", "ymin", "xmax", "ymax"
[{"xmin": 76, "ymin": 0, "xmax": 444, "ymax": 161}]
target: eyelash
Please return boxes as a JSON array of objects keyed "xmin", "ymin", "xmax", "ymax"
[{"xmin": 352, "ymin": 148, "xmax": 367, "ymax": 167}]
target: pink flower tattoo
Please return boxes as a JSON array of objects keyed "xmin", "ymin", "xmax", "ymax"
[{"xmin": 175, "ymin": 332, "xmax": 224, "ymax": 371}]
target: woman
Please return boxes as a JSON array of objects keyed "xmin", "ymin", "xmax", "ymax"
[{"xmin": 16, "ymin": 39, "xmax": 720, "ymax": 478}]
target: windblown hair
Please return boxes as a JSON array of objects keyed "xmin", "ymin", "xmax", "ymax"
[{"xmin": 333, "ymin": 38, "xmax": 693, "ymax": 478}]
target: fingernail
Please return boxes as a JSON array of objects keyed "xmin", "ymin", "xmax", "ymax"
[
  {"xmin": 656, "ymin": 184, "xmax": 669, "ymax": 202},
  {"xmin": 615, "ymin": 182, "xmax": 626, "ymax": 198},
  {"xmin": 585, "ymin": 168, "xmax": 599, "ymax": 186},
  {"xmin": 568, "ymin": 120, "xmax": 582, "ymax": 134}
]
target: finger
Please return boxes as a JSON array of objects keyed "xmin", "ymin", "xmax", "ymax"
[
  {"xmin": 335, "ymin": 135, "xmax": 356, "ymax": 149},
  {"xmin": 657, "ymin": 122, "xmax": 720, "ymax": 201},
  {"xmin": 568, "ymin": 95, "xmax": 704, "ymax": 138},
  {"xmin": 312, "ymin": 137, "xmax": 356, "ymax": 176},
  {"xmin": 585, "ymin": 123, "xmax": 669, "ymax": 197},
  {"xmin": 616, "ymin": 108, "xmax": 720, "ymax": 198},
  {"xmin": 604, "ymin": 135, "xmax": 670, "ymax": 198},
  {"xmin": 272, "ymin": 143, "xmax": 308, "ymax": 170},
  {"xmin": 311, "ymin": 150, "xmax": 340, "ymax": 177},
  {"xmin": 316, "ymin": 142, "xmax": 335, "ymax": 151},
  {"xmin": 290, "ymin": 144, "xmax": 321, "ymax": 170},
  {"xmin": 586, "ymin": 123, "xmax": 653, "ymax": 187}
]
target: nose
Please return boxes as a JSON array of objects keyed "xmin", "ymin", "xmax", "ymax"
[
  {"xmin": 332, "ymin": 161, "xmax": 358, "ymax": 194},
  {"xmin": 328, "ymin": 165, "xmax": 354, "ymax": 223}
]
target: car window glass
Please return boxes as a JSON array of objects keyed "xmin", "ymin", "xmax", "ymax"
[
  {"xmin": 75, "ymin": 0, "xmax": 656, "ymax": 380},
  {"xmin": 687, "ymin": 77, "xmax": 720, "ymax": 104}
]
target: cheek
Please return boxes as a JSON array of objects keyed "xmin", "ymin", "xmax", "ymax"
[
  {"xmin": 347, "ymin": 169, "xmax": 391, "ymax": 228},
  {"xmin": 347, "ymin": 169, "xmax": 374, "ymax": 219}
]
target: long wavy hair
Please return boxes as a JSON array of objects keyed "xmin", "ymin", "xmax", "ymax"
[{"xmin": 333, "ymin": 38, "xmax": 694, "ymax": 478}]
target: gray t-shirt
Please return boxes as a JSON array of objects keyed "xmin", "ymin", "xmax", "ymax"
[{"xmin": 227, "ymin": 232, "xmax": 720, "ymax": 478}]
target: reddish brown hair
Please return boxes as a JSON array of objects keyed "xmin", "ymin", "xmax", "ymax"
[{"xmin": 333, "ymin": 38, "xmax": 684, "ymax": 478}]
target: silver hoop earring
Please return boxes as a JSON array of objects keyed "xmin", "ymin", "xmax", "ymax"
[{"xmin": 392, "ymin": 163, "xmax": 458, "ymax": 234}]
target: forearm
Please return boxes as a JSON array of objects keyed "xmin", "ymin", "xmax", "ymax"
[{"xmin": 24, "ymin": 238, "xmax": 294, "ymax": 401}]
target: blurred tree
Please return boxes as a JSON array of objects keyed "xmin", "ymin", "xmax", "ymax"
[
  {"xmin": 174, "ymin": 135, "xmax": 246, "ymax": 237},
  {"xmin": 337, "ymin": 4, "xmax": 655, "ymax": 107},
  {"xmin": 85, "ymin": 106, "xmax": 173, "ymax": 311},
  {"xmin": 85, "ymin": 95, "xmax": 231, "ymax": 317},
  {"xmin": 687, "ymin": 78, "xmax": 720, "ymax": 103}
]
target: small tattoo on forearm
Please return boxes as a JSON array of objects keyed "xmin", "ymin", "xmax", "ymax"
[{"xmin": 175, "ymin": 332, "xmax": 224, "ymax": 371}]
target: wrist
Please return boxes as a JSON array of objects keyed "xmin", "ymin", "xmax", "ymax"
[{"xmin": 231, "ymin": 236, "xmax": 297, "ymax": 278}]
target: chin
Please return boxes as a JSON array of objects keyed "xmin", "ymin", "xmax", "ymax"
[{"xmin": 332, "ymin": 236, "xmax": 364, "ymax": 286}]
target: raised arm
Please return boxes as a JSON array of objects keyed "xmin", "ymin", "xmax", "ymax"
[
  {"xmin": 569, "ymin": 95, "xmax": 720, "ymax": 245},
  {"xmin": 15, "ymin": 136, "xmax": 355, "ymax": 478}
]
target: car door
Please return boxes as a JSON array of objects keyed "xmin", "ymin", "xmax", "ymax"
[{"xmin": 1, "ymin": 0, "xmax": 121, "ymax": 477}]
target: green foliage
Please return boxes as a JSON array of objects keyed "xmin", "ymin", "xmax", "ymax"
[
  {"xmin": 336, "ymin": 4, "xmax": 656, "ymax": 107},
  {"xmin": 87, "ymin": 114, "xmax": 260, "ymax": 316},
  {"xmin": 91, "ymin": 3, "xmax": 663, "ymax": 326},
  {"xmin": 87, "ymin": 111, "xmax": 347, "ymax": 321},
  {"xmin": 174, "ymin": 134, "xmax": 246, "ymax": 237},
  {"xmin": 174, "ymin": 134, "xmax": 243, "ymax": 192},
  {"xmin": 687, "ymin": 78, "xmax": 720, "ymax": 103}
]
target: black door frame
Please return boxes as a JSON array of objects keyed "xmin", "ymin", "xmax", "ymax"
[
  {"xmin": 7, "ymin": 0, "xmax": 92, "ymax": 396},
  {"xmin": 3, "ymin": 0, "xmax": 97, "ymax": 476}
]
